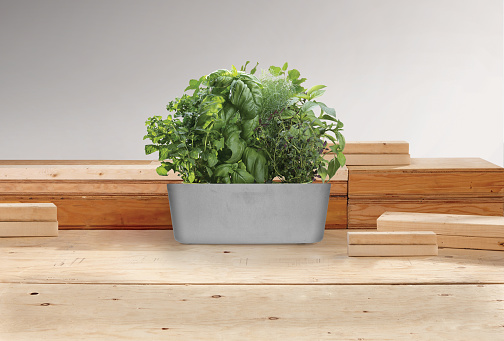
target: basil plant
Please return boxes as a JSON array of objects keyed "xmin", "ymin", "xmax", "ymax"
[{"xmin": 144, "ymin": 62, "xmax": 345, "ymax": 184}]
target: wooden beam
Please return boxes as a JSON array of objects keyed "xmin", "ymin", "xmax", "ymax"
[
  {"xmin": 0, "ymin": 203, "xmax": 57, "ymax": 221},
  {"xmin": 377, "ymin": 212, "xmax": 504, "ymax": 238},
  {"xmin": 437, "ymin": 235, "xmax": 504, "ymax": 251},
  {"xmin": 0, "ymin": 163, "xmax": 348, "ymax": 181},
  {"xmin": 325, "ymin": 153, "xmax": 410, "ymax": 166},
  {"xmin": 327, "ymin": 141, "xmax": 410, "ymax": 154},
  {"xmin": 0, "ymin": 221, "xmax": 58, "ymax": 237},
  {"xmin": 347, "ymin": 244, "xmax": 438, "ymax": 257},
  {"xmin": 348, "ymin": 158, "xmax": 504, "ymax": 198},
  {"xmin": 347, "ymin": 231, "xmax": 437, "ymax": 245},
  {"xmin": 347, "ymin": 198, "xmax": 504, "ymax": 228}
]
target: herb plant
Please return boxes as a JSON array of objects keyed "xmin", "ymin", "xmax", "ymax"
[{"xmin": 144, "ymin": 62, "xmax": 345, "ymax": 183}]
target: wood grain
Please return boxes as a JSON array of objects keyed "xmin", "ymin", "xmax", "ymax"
[
  {"xmin": 0, "ymin": 179, "xmax": 347, "ymax": 196},
  {"xmin": 0, "ymin": 195, "xmax": 347, "ymax": 229},
  {"xmin": 0, "ymin": 180, "xmax": 178, "ymax": 195},
  {"xmin": 377, "ymin": 212, "xmax": 504, "ymax": 238},
  {"xmin": 349, "ymin": 171, "xmax": 504, "ymax": 198},
  {"xmin": 344, "ymin": 153, "xmax": 410, "ymax": 166},
  {"xmin": 0, "ymin": 221, "xmax": 58, "ymax": 237},
  {"xmin": 342, "ymin": 141, "xmax": 409, "ymax": 154},
  {"xmin": 2, "ymin": 283, "xmax": 502, "ymax": 340},
  {"xmin": 348, "ymin": 198, "xmax": 504, "ymax": 228},
  {"xmin": 348, "ymin": 157, "xmax": 502, "ymax": 171},
  {"xmin": 347, "ymin": 231, "xmax": 437, "ymax": 245},
  {"xmin": 1, "ymin": 230, "xmax": 503, "ymax": 284},
  {"xmin": 0, "ymin": 163, "xmax": 349, "ymax": 182},
  {"xmin": 325, "ymin": 153, "xmax": 410, "ymax": 166},
  {"xmin": 0, "ymin": 160, "xmax": 155, "ymax": 165},
  {"xmin": 0, "ymin": 203, "xmax": 57, "ymax": 221},
  {"xmin": 347, "ymin": 244, "xmax": 438, "ymax": 257},
  {"xmin": 437, "ymin": 235, "xmax": 504, "ymax": 251},
  {"xmin": 0, "ymin": 196, "xmax": 172, "ymax": 228},
  {"xmin": 326, "ymin": 141, "xmax": 409, "ymax": 154},
  {"xmin": 325, "ymin": 196, "xmax": 347, "ymax": 229}
]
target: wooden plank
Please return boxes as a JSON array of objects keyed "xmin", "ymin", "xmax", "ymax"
[
  {"xmin": 0, "ymin": 164, "xmax": 349, "ymax": 181},
  {"xmin": 325, "ymin": 196, "xmax": 347, "ymax": 229},
  {"xmin": 0, "ymin": 160, "xmax": 154, "ymax": 165},
  {"xmin": 0, "ymin": 178, "xmax": 346, "ymax": 196},
  {"xmin": 0, "ymin": 203, "xmax": 57, "ymax": 221},
  {"xmin": 0, "ymin": 195, "xmax": 347, "ymax": 229},
  {"xmin": 348, "ymin": 244, "xmax": 438, "ymax": 257},
  {"xmin": 344, "ymin": 154, "xmax": 410, "ymax": 166},
  {"xmin": 0, "ymin": 164, "xmax": 170, "ymax": 180},
  {"xmin": 349, "ymin": 171, "xmax": 504, "ymax": 197},
  {"xmin": 0, "ymin": 196, "xmax": 172, "ymax": 228},
  {"xmin": 437, "ymin": 235, "xmax": 504, "ymax": 251},
  {"xmin": 0, "ymin": 181, "xmax": 177, "ymax": 195},
  {"xmin": 348, "ymin": 198, "xmax": 504, "ymax": 228},
  {"xmin": 377, "ymin": 212, "xmax": 504, "ymax": 237},
  {"xmin": 1, "ymin": 283, "xmax": 502, "ymax": 340},
  {"xmin": 0, "ymin": 221, "xmax": 58, "ymax": 237},
  {"xmin": 348, "ymin": 161, "xmax": 504, "ymax": 198},
  {"xmin": 325, "ymin": 153, "xmax": 410, "ymax": 166},
  {"xmin": 347, "ymin": 231, "xmax": 437, "ymax": 245},
  {"xmin": 326, "ymin": 141, "xmax": 409, "ymax": 154},
  {"xmin": 343, "ymin": 141, "xmax": 409, "ymax": 154},
  {"xmin": 348, "ymin": 157, "xmax": 502, "ymax": 171},
  {"xmin": 1, "ymin": 230, "xmax": 503, "ymax": 284}
]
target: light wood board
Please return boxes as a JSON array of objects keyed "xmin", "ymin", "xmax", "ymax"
[
  {"xmin": 437, "ymin": 235, "xmax": 504, "ymax": 251},
  {"xmin": 377, "ymin": 212, "xmax": 504, "ymax": 238},
  {"xmin": 0, "ymin": 178, "xmax": 347, "ymax": 196},
  {"xmin": 325, "ymin": 153, "xmax": 410, "ymax": 166},
  {"xmin": 348, "ymin": 157, "xmax": 503, "ymax": 171},
  {"xmin": 327, "ymin": 141, "xmax": 410, "ymax": 154},
  {"xmin": 343, "ymin": 141, "xmax": 409, "ymax": 154},
  {"xmin": 0, "ymin": 221, "xmax": 58, "ymax": 237},
  {"xmin": 1, "ymin": 283, "xmax": 502, "ymax": 341},
  {"xmin": 0, "ymin": 203, "xmax": 57, "ymax": 221},
  {"xmin": 348, "ymin": 244, "xmax": 438, "ymax": 257},
  {"xmin": 1, "ymin": 230, "xmax": 503, "ymax": 284},
  {"xmin": 0, "ymin": 195, "xmax": 347, "ymax": 229},
  {"xmin": 348, "ymin": 198, "xmax": 504, "ymax": 228},
  {"xmin": 1, "ymin": 230, "xmax": 503, "ymax": 340},
  {"xmin": 349, "ymin": 171, "xmax": 503, "ymax": 198},
  {"xmin": 347, "ymin": 231, "xmax": 437, "ymax": 245},
  {"xmin": 0, "ymin": 163, "xmax": 349, "ymax": 181}
]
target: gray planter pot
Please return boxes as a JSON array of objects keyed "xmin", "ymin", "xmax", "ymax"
[{"xmin": 167, "ymin": 183, "xmax": 331, "ymax": 244}]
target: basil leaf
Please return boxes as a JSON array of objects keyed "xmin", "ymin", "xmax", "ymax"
[
  {"xmin": 229, "ymin": 78, "xmax": 263, "ymax": 120},
  {"xmin": 243, "ymin": 147, "xmax": 268, "ymax": 183},
  {"xmin": 231, "ymin": 168, "xmax": 255, "ymax": 183},
  {"xmin": 224, "ymin": 131, "xmax": 246, "ymax": 164}
]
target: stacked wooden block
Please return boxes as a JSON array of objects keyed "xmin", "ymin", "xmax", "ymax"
[
  {"xmin": 347, "ymin": 231, "xmax": 438, "ymax": 256},
  {"xmin": 0, "ymin": 147, "xmax": 501, "ymax": 232},
  {"xmin": 347, "ymin": 158, "xmax": 504, "ymax": 228},
  {"xmin": 326, "ymin": 141, "xmax": 410, "ymax": 166},
  {"xmin": 378, "ymin": 212, "xmax": 504, "ymax": 251},
  {"xmin": 0, "ymin": 203, "xmax": 58, "ymax": 237}
]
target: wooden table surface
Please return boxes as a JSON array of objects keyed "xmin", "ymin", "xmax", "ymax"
[{"xmin": 1, "ymin": 230, "xmax": 503, "ymax": 340}]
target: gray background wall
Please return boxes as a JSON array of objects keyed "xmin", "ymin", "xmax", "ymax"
[{"xmin": 1, "ymin": 0, "xmax": 502, "ymax": 166}]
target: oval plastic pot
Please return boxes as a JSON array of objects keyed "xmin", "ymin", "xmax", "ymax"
[{"xmin": 167, "ymin": 183, "xmax": 331, "ymax": 244}]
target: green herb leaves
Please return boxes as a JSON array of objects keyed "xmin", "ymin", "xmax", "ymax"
[{"xmin": 144, "ymin": 62, "xmax": 345, "ymax": 184}]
